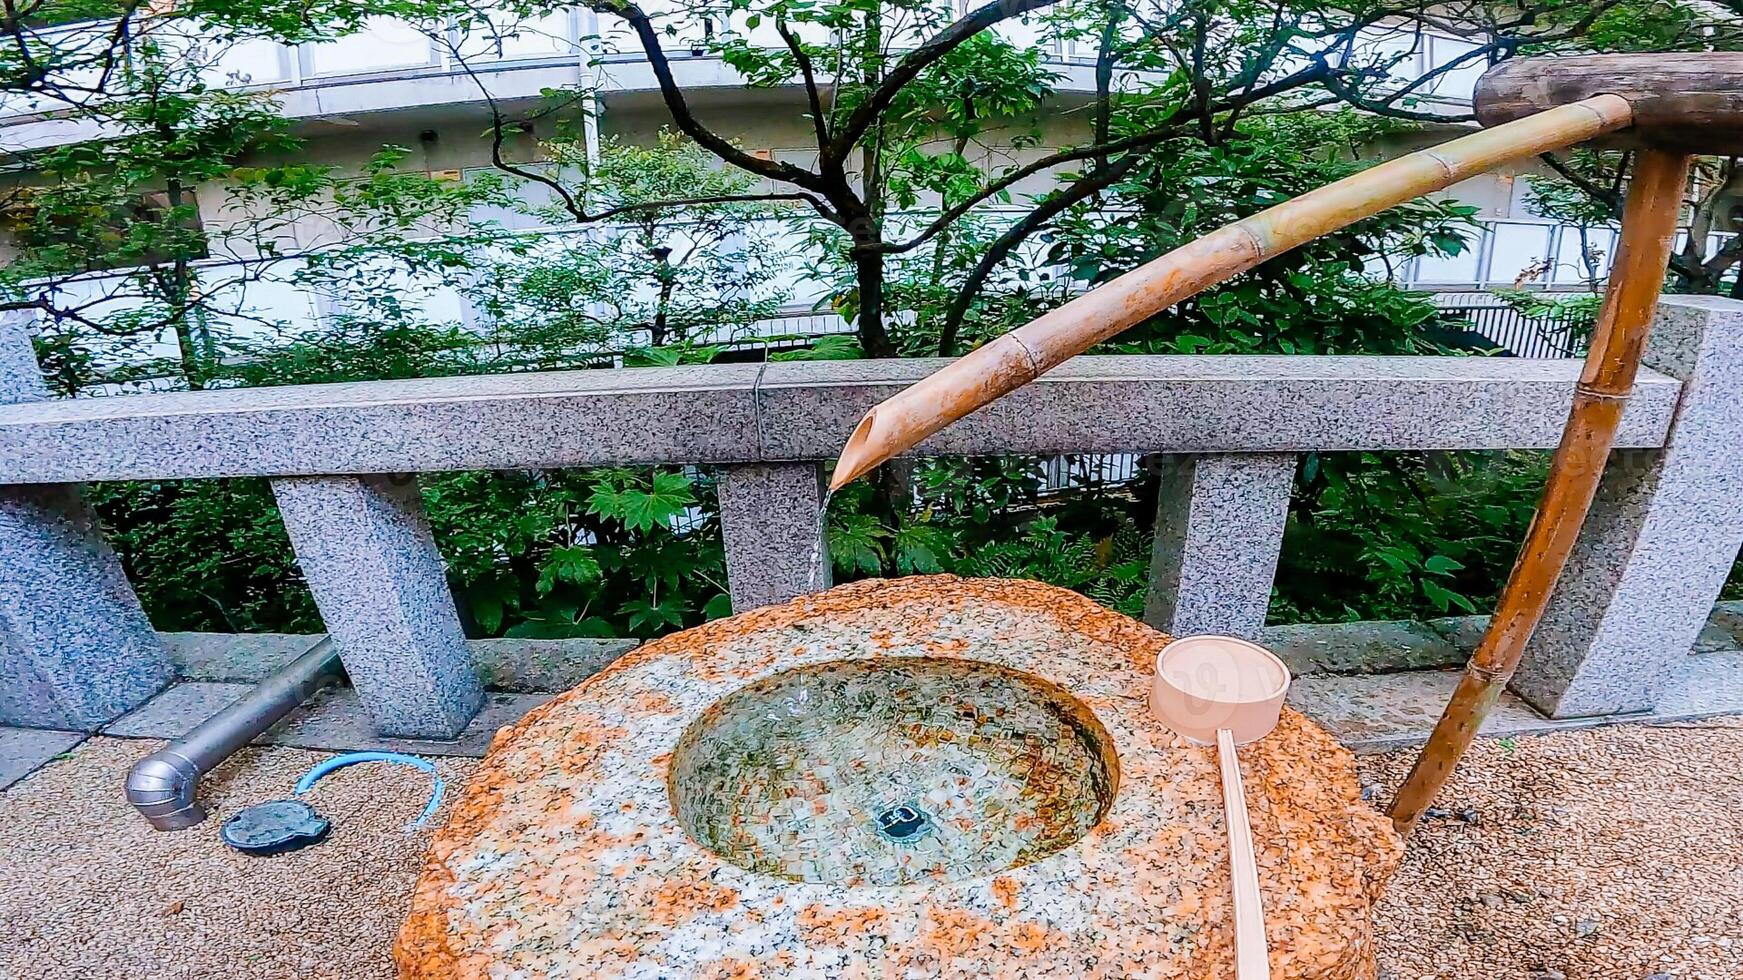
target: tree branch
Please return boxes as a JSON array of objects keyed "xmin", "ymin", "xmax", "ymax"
[
  {"xmin": 1092, "ymin": 0, "xmax": 1126, "ymax": 166},
  {"xmin": 1538, "ymin": 152, "xmax": 1623, "ymax": 217},
  {"xmin": 775, "ymin": 16, "xmax": 829, "ymax": 151},
  {"xmin": 444, "ymin": 28, "xmax": 834, "ymax": 225},
  {"xmin": 590, "ymin": 0, "xmax": 822, "ymax": 190},
  {"xmin": 825, "ymin": 0, "xmax": 1069, "ymax": 163},
  {"xmin": 876, "ymin": 57, "xmax": 1333, "ymax": 255},
  {"xmin": 937, "ymin": 153, "xmax": 1141, "ymax": 355},
  {"xmin": 876, "ymin": 128, "xmax": 1180, "ymax": 255},
  {"xmin": 587, "ymin": 191, "xmax": 834, "ymax": 224}
]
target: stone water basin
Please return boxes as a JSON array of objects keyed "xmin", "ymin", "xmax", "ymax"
[{"xmin": 397, "ymin": 577, "xmax": 1402, "ymax": 980}]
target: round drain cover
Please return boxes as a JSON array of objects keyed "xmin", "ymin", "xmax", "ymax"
[{"xmin": 220, "ymin": 799, "xmax": 331, "ymax": 856}]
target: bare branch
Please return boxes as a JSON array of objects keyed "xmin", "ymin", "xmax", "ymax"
[
  {"xmin": 439, "ymin": 26, "xmax": 834, "ymax": 225},
  {"xmin": 937, "ymin": 153, "xmax": 1140, "ymax": 356},
  {"xmin": 1538, "ymin": 151, "xmax": 1623, "ymax": 217},
  {"xmin": 588, "ymin": 191, "xmax": 835, "ymax": 224},
  {"xmin": 877, "ymin": 57, "xmax": 1334, "ymax": 255},
  {"xmin": 1093, "ymin": 0, "xmax": 1127, "ymax": 164}
]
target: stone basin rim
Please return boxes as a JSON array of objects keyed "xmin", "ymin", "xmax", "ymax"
[{"xmin": 398, "ymin": 575, "xmax": 1405, "ymax": 980}]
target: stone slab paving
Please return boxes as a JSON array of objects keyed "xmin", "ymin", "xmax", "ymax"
[
  {"xmin": 259, "ymin": 687, "xmax": 551, "ymax": 757},
  {"xmin": 1704, "ymin": 598, "xmax": 1743, "ymax": 648},
  {"xmin": 469, "ymin": 637, "xmax": 638, "ymax": 693},
  {"xmin": 0, "ymin": 726, "xmax": 85, "ymax": 790},
  {"xmin": 1261, "ymin": 620, "xmax": 1462, "ymax": 675},
  {"xmin": 103, "ymin": 682, "xmax": 244, "ymax": 739},
  {"xmin": 155, "ymin": 631, "xmax": 638, "ymax": 690},
  {"xmin": 102, "ymin": 682, "xmax": 549, "ymax": 758},
  {"xmin": 1294, "ymin": 650, "xmax": 1743, "ymax": 753},
  {"xmin": 89, "ymin": 644, "xmax": 1743, "ymax": 762},
  {"xmin": 1289, "ymin": 672, "xmax": 1577, "ymax": 753},
  {"xmin": 157, "ymin": 632, "xmax": 328, "ymax": 682}
]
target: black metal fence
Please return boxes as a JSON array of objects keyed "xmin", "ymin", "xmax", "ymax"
[{"xmin": 1437, "ymin": 304, "xmax": 1587, "ymax": 359}]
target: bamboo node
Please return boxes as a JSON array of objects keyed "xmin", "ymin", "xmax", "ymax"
[
  {"xmin": 1229, "ymin": 221, "xmax": 1268, "ymax": 258},
  {"xmin": 1420, "ymin": 150, "xmax": 1458, "ymax": 183},
  {"xmin": 1466, "ymin": 662, "xmax": 1509, "ymax": 684},
  {"xmin": 1572, "ymin": 383, "xmax": 1630, "ymax": 402},
  {"xmin": 1008, "ymin": 332, "xmax": 1044, "ymax": 380}
]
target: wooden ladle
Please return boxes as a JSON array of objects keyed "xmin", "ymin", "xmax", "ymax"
[{"xmin": 1150, "ymin": 635, "xmax": 1292, "ymax": 980}]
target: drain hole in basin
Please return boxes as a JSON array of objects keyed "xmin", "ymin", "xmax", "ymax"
[{"xmin": 667, "ymin": 657, "xmax": 1119, "ymax": 886}]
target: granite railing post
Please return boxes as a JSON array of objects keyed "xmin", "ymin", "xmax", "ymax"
[
  {"xmin": 1144, "ymin": 453, "xmax": 1295, "ymax": 640},
  {"xmin": 0, "ymin": 311, "xmax": 173, "ymax": 730},
  {"xmin": 1513, "ymin": 296, "xmax": 1743, "ymax": 718},
  {"xmin": 271, "ymin": 474, "xmax": 483, "ymax": 738},
  {"xmin": 717, "ymin": 463, "xmax": 831, "ymax": 612}
]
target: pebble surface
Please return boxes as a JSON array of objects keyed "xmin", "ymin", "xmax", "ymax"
[
  {"xmin": 398, "ymin": 576, "xmax": 1400, "ymax": 979},
  {"xmin": 1360, "ymin": 717, "xmax": 1743, "ymax": 980},
  {"xmin": 0, "ymin": 738, "xmax": 472, "ymax": 980}
]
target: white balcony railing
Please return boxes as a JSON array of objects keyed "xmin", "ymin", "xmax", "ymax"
[{"xmin": 0, "ymin": 9, "xmax": 1494, "ymax": 123}]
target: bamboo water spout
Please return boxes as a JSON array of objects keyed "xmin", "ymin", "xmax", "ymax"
[
  {"xmin": 833, "ymin": 53, "xmax": 1743, "ymax": 845},
  {"xmin": 828, "ymin": 94, "xmax": 1634, "ymax": 491}
]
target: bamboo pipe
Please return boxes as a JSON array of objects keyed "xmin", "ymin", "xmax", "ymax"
[
  {"xmin": 828, "ymin": 95, "xmax": 1634, "ymax": 491},
  {"xmin": 1386, "ymin": 147, "xmax": 1694, "ymax": 834}
]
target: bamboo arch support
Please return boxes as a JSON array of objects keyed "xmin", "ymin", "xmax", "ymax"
[{"xmin": 832, "ymin": 54, "xmax": 1743, "ymax": 836}]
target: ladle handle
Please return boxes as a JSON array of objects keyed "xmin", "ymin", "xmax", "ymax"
[{"xmin": 1216, "ymin": 728, "xmax": 1270, "ymax": 980}]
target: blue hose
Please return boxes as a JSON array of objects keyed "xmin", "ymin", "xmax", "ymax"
[{"xmin": 293, "ymin": 751, "xmax": 446, "ymax": 830}]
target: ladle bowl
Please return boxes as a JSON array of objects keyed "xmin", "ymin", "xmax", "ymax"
[{"xmin": 1150, "ymin": 634, "xmax": 1291, "ymax": 745}]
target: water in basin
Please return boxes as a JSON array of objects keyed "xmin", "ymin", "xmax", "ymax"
[{"xmin": 667, "ymin": 657, "xmax": 1118, "ymax": 886}]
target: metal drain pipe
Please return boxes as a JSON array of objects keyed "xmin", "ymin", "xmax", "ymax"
[{"xmin": 126, "ymin": 637, "xmax": 345, "ymax": 830}]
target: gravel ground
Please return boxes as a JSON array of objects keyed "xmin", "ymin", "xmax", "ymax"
[
  {"xmin": 0, "ymin": 738, "xmax": 475, "ymax": 980},
  {"xmin": 1, "ymin": 723, "xmax": 1739, "ymax": 980},
  {"xmin": 1362, "ymin": 717, "xmax": 1743, "ymax": 980}
]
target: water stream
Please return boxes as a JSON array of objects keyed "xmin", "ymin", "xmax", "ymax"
[{"xmin": 806, "ymin": 487, "xmax": 834, "ymax": 594}]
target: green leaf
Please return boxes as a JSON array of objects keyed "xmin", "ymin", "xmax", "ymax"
[
  {"xmin": 770, "ymin": 334, "xmax": 863, "ymax": 361},
  {"xmin": 504, "ymin": 620, "xmax": 576, "ymax": 639},
  {"xmin": 1429, "ymin": 231, "xmax": 1469, "ymax": 256},
  {"xmin": 463, "ymin": 576, "xmax": 521, "ymax": 635},
  {"xmin": 473, "ymin": 597, "xmax": 503, "ymax": 634},
  {"xmin": 828, "ymin": 512, "xmax": 886, "ymax": 575},
  {"xmin": 1420, "ymin": 579, "xmax": 1476, "ymax": 613},
  {"xmin": 1423, "ymin": 554, "xmax": 1465, "ymax": 576},
  {"xmin": 1368, "ymin": 548, "xmax": 1411, "ymax": 575},
  {"xmin": 623, "ymin": 595, "xmax": 689, "ymax": 636},
  {"xmin": 505, "ymin": 615, "xmax": 617, "ymax": 639},
  {"xmin": 894, "ymin": 523, "xmax": 952, "ymax": 574},
  {"xmin": 589, "ymin": 472, "xmax": 696, "ymax": 532},
  {"xmin": 623, "ymin": 345, "xmax": 683, "ymax": 367},
  {"xmin": 535, "ymin": 545, "xmax": 601, "ymax": 594},
  {"xmin": 703, "ymin": 593, "xmax": 734, "ymax": 620}
]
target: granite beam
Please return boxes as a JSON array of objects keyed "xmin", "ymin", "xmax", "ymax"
[
  {"xmin": 0, "ymin": 312, "xmax": 172, "ymax": 731},
  {"xmin": 0, "ymin": 356, "xmax": 1680, "ymax": 484},
  {"xmin": 717, "ymin": 463, "xmax": 831, "ymax": 611},
  {"xmin": 272, "ymin": 474, "xmax": 483, "ymax": 738},
  {"xmin": 0, "ymin": 364, "xmax": 763, "ymax": 483},
  {"xmin": 754, "ymin": 356, "xmax": 1678, "ymax": 459}
]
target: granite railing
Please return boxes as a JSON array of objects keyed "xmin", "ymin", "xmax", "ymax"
[{"xmin": 3, "ymin": 296, "xmax": 1741, "ymax": 741}]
